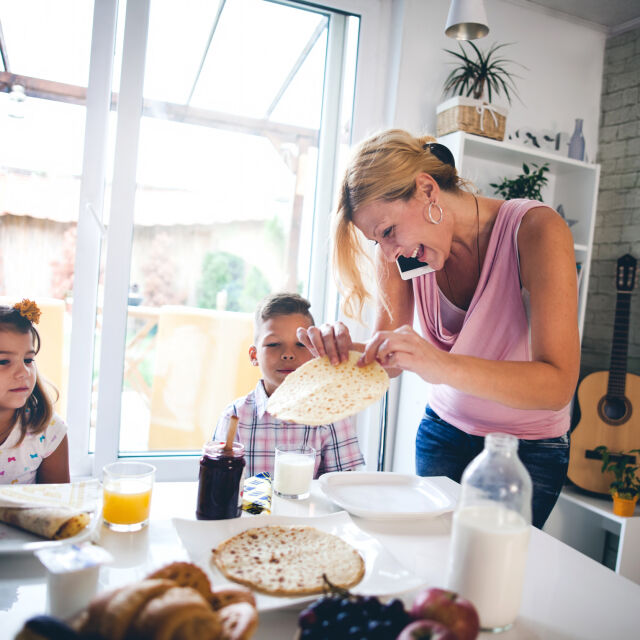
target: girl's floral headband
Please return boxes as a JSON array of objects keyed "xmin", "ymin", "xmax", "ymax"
[{"xmin": 13, "ymin": 299, "xmax": 41, "ymax": 324}]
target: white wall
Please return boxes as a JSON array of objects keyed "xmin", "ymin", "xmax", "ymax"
[
  {"xmin": 380, "ymin": 0, "xmax": 608, "ymax": 471},
  {"xmin": 388, "ymin": 0, "xmax": 606, "ymax": 161}
]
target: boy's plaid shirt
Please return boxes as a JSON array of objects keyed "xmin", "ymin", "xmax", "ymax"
[{"xmin": 214, "ymin": 380, "xmax": 365, "ymax": 478}]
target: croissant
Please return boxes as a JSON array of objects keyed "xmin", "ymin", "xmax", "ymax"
[
  {"xmin": 210, "ymin": 586, "xmax": 257, "ymax": 610},
  {"xmin": 218, "ymin": 603, "xmax": 259, "ymax": 640},
  {"xmin": 131, "ymin": 586, "xmax": 221, "ymax": 640},
  {"xmin": 99, "ymin": 579, "xmax": 176, "ymax": 640},
  {"xmin": 16, "ymin": 563, "xmax": 258, "ymax": 640},
  {"xmin": 146, "ymin": 561, "xmax": 213, "ymax": 602},
  {"xmin": 79, "ymin": 585, "xmax": 126, "ymax": 636}
]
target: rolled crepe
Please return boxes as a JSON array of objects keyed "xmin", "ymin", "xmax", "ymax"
[{"xmin": 0, "ymin": 506, "xmax": 90, "ymax": 540}]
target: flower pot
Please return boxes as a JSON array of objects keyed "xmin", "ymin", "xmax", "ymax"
[
  {"xmin": 436, "ymin": 96, "xmax": 508, "ymax": 141},
  {"xmin": 612, "ymin": 492, "xmax": 638, "ymax": 517}
]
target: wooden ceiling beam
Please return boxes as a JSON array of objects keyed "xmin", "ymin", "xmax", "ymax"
[
  {"xmin": 0, "ymin": 71, "xmax": 86, "ymax": 103},
  {"xmin": 0, "ymin": 71, "xmax": 318, "ymax": 145}
]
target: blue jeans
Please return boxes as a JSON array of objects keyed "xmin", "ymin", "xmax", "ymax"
[{"xmin": 415, "ymin": 406, "xmax": 569, "ymax": 529}]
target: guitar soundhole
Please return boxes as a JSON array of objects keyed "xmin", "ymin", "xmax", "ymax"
[
  {"xmin": 597, "ymin": 395, "xmax": 632, "ymax": 425},
  {"xmin": 604, "ymin": 398, "xmax": 626, "ymax": 420}
]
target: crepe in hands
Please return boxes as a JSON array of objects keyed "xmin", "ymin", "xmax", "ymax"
[
  {"xmin": 266, "ymin": 350, "xmax": 389, "ymax": 425},
  {"xmin": 212, "ymin": 524, "xmax": 365, "ymax": 596},
  {"xmin": 0, "ymin": 505, "xmax": 90, "ymax": 540}
]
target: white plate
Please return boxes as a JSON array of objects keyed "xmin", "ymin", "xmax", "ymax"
[
  {"xmin": 172, "ymin": 511, "xmax": 423, "ymax": 611},
  {"xmin": 319, "ymin": 472, "xmax": 456, "ymax": 520},
  {"xmin": 0, "ymin": 512, "xmax": 101, "ymax": 554}
]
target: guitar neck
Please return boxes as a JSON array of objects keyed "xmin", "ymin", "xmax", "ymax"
[{"xmin": 607, "ymin": 291, "xmax": 631, "ymax": 398}]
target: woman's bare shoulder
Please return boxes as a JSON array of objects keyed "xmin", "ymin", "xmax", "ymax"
[{"xmin": 518, "ymin": 204, "xmax": 574, "ymax": 250}]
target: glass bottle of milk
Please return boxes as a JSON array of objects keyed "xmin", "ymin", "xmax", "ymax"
[{"xmin": 446, "ymin": 433, "xmax": 532, "ymax": 633}]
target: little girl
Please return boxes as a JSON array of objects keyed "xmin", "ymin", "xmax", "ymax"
[{"xmin": 0, "ymin": 299, "xmax": 70, "ymax": 484}]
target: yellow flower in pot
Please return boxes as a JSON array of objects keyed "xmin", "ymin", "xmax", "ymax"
[{"xmin": 595, "ymin": 445, "xmax": 640, "ymax": 517}]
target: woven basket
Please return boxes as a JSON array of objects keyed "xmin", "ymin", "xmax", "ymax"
[{"xmin": 436, "ymin": 97, "xmax": 507, "ymax": 141}]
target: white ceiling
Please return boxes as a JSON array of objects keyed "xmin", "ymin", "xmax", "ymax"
[{"xmin": 522, "ymin": 0, "xmax": 640, "ymax": 32}]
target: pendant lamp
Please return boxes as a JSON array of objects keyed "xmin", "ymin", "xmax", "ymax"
[{"xmin": 445, "ymin": 0, "xmax": 489, "ymax": 40}]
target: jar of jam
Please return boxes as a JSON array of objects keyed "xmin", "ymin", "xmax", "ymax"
[{"xmin": 196, "ymin": 441, "xmax": 246, "ymax": 520}]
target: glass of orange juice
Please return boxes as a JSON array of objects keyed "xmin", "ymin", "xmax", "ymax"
[{"xmin": 102, "ymin": 462, "xmax": 155, "ymax": 532}]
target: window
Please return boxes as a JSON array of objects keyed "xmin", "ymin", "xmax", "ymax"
[
  {"xmin": 1, "ymin": 0, "xmax": 388, "ymax": 479},
  {"xmin": 0, "ymin": 0, "xmax": 94, "ymax": 424}
]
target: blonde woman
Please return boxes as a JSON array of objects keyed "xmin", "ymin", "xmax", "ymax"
[{"xmin": 298, "ymin": 129, "xmax": 579, "ymax": 528}]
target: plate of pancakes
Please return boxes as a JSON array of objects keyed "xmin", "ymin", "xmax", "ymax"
[{"xmin": 172, "ymin": 511, "xmax": 423, "ymax": 611}]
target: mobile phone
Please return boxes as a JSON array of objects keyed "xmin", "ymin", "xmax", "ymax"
[{"xmin": 396, "ymin": 255, "xmax": 435, "ymax": 280}]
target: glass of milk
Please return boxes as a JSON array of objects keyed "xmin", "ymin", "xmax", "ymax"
[{"xmin": 273, "ymin": 445, "xmax": 316, "ymax": 499}]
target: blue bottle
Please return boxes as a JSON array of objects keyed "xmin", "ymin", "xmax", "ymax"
[{"xmin": 568, "ymin": 118, "xmax": 585, "ymax": 161}]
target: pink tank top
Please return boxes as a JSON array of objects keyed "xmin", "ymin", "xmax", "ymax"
[{"xmin": 412, "ymin": 199, "xmax": 570, "ymax": 439}]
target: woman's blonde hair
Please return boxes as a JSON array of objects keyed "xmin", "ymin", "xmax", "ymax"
[{"xmin": 332, "ymin": 129, "xmax": 467, "ymax": 320}]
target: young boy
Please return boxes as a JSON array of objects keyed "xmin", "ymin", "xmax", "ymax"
[{"xmin": 214, "ymin": 293, "xmax": 365, "ymax": 477}]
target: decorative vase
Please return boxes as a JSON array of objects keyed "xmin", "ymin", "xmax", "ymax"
[
  {"xmin": 567, "ymin": 118, "xmax": 585, "ymax": 161},
  {"xmin": 612, "ymin": 492, "xmax": 638, "ymax": 517}
]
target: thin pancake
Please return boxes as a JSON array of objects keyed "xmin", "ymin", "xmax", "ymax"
[
  {"xmin": 266, "ymin": 350, "xmax": 389, "ymax": 425},
  {"xmin": 212, "ymin": 524, "xmax": 365, "ymax": 596}
]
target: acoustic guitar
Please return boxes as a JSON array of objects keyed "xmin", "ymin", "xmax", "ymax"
[{"xmin": 568, "ymin": 253, "xmax": 639, "ymax": 495}]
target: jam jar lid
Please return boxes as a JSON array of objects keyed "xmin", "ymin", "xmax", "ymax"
[{"xmin": 202, "ymin": 440, "xmax": 245, "ymax": 459}]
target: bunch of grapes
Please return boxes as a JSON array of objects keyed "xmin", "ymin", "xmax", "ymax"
[{"xmin": 298, "ymin": 592, "xmax": 411, "ymax": 640}]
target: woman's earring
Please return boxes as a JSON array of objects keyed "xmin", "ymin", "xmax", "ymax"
[{"xmin": 428, "ymin": 201, "xmax": 443, "ymax": 225}]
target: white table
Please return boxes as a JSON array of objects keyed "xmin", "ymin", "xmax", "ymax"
[{"xmin": 1, "ymin": 478, "xmax": 640, "ymax": 639}]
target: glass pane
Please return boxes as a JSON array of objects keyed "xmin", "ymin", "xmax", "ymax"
[
  {"xmin": 113, "ymin": 0, "xmax": 358, "ymax": 454},
  {"xmin": 0, "ymin": 1, "xmax": 95, "ymax": 423},
  {"xmin": 0, "ymin": 0, "xmax": 92, "ymax": 86},
  {"xmin": 189, "ymin": 1, "xmax": 326, "ymax": 119},
  {"xmin": 269, "ymin": 31, "xmax": 327, "ymax": 129}
]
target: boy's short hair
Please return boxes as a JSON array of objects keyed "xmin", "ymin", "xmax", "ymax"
[{"xmin": 254, "ymin": 293, "xmax": 315, "ymax": 339}]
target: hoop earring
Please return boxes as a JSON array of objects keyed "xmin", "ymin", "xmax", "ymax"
[{"xmin": 428, "ymin": 201, "xmax": 443, "ymax": 225}]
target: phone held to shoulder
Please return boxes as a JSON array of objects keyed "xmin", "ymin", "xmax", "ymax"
[{"xmin": 396, "ymin": 255, "xmax": 435, "ymax": 280}]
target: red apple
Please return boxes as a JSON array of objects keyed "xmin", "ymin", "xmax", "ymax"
[
  {"xmin": 410, "ymin": 587, "xmax": 479, "ymax": 640},
  {"xmin": 397, "ymin": 619, "xmax": 458, "ymax": 640}
]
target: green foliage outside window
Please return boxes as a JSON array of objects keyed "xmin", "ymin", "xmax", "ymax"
[
  {"xmin": 264, "ymin": 216, "xmax": 285, "ymax": 251},
  {"xmin": 197, "ymin": 250, "xmax": 270, "ymax": 312}
]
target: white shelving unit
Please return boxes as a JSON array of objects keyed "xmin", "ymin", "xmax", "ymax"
[
  {"xmin": 543, "ymin": 485, "xmax": 640, "ymax": 585},
  {"xmin": 438, "ymin": 130, "xmax": 600, "ymax": 339}
]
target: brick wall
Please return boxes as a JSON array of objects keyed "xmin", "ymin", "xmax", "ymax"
[{"xmin": 580, "ymin": 26, "xmax": 640, "ymax": 377}]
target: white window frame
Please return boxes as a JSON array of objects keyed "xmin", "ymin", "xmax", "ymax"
[
  {"xmin": 68, "ymin": 0, "xmax": 393, "ymax": 480},
  {"xmin": 315, "ymin": 0, "xmax": 397, "ymax": 471},
  {"xmin": 67, "ymin": 0, "xmax": 119, "ymax": 478}
]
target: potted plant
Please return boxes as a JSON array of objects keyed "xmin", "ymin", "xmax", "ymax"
[
  {"xmin": 594, "ymin": 445, "xmax": 640, "ymax": 517},
  {"xmin": 490, "ymin": 162, "xmax": 550, "ymax": 201},
  {"xmin": 437, "ymin": 41, "xmax": 523, "ymax": 141}
]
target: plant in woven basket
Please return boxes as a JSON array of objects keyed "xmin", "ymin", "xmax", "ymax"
[
  {"xmin": 490, "ymin": 162, "xmax": 550, "ymax": 201},
  {"xmin": 443, "ymin": 41, "xmax": 522, "ymax": 105}
]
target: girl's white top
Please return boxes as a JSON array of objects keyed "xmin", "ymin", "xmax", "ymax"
[{"xmin": 0, "ymin": 414, "xmax": 68, "ymax": 484}]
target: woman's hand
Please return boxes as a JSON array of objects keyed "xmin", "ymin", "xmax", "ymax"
[
  {"xmin": 297, "ymin": 321, "xmax": 357, "ymax": 365},
  {"xmin": 360, "ymin": 325, "xmax": 444, "ymax": 382}
]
